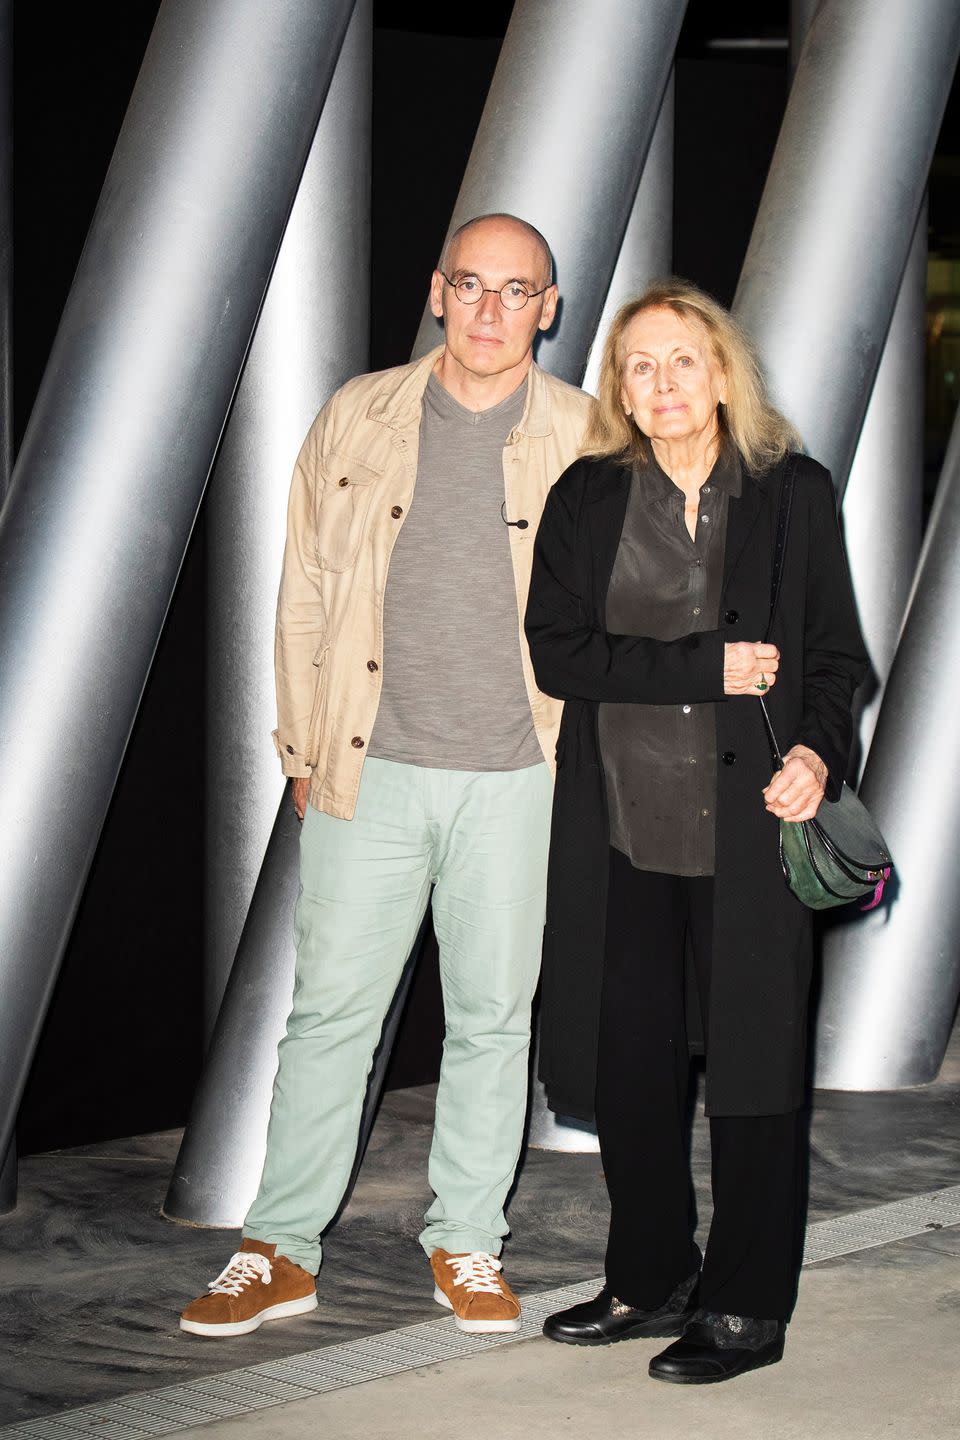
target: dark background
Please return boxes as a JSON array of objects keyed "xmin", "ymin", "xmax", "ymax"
[{"xmin": 14, "ymin": 2, "xmax": 960, "ymax": 1152}]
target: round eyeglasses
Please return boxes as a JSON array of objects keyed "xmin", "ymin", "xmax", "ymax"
[{"xmin": 440, "ymin": 272, "xmax": 549, "ymax": 312}]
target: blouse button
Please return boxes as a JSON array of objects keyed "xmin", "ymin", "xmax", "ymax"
[{"xmin": 682, "ymin": 705, "xmax": 692, "ymax": 714}]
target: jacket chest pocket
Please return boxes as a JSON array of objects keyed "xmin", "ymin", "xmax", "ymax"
[{"xmin": 316, "ymin": 458, "xmax": 380, "ymax": 572}]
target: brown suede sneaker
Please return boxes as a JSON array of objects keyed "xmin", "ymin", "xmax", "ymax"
[
  {"xmin": 430, "ymin": 1249, "xmax": 522, "ymax": 1333},
  {"xmin": 179, "ymin": 1238, "xmax": 317, "ymax": 1337}
]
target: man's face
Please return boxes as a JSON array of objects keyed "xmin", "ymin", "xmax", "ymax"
[{"xmin": 429, "ymin": 218, "xmax": 558, "ymax": 382}]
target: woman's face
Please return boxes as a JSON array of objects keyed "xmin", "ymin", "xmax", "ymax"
[{"xmin": 619, "ymin": 307, "xmax": 727, "ymax": 449}]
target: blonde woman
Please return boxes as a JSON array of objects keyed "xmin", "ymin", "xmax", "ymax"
[{"xmin": 525, "ymin": 281, "xmax": 866, "ymax": 1384}]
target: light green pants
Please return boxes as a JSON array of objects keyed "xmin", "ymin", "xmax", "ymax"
[{"xmin": 243, "ymin": 756, "xmax": 553, "ymax": 1275}]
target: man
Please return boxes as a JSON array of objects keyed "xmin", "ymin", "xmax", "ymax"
[{"xmin": 180, "ymin": 214, "xmax": 592, "ymax": 1338}]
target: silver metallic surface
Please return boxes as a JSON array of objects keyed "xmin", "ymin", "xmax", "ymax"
[
  {"xmin": 786, "ymin": 0, "xmax": 924, "ymax": 776},
  {"xmin": 411, "ymin": 0, "xmax": 688, "ymax": 382},
  {"xmin": 815, "ymin": 406, "xmax": 960, "ymax": 1089},
  {"xmin": 0, "ymin": 0, "xmax": 356, "ymax": 1164},
  {"xmin": 204, "ymin": 0, "xmax": 372, "ymax": 1039},
  {"xmin": 581, "ymin": 74, "xmax": 674, "ymax": 398},
  {"xmin": 734, "ymin": 0, "xmax": 960, "ymax": 498},
  {"xmin": 841, "ymin": 204, "xmax": 926, "ymax": 775}
]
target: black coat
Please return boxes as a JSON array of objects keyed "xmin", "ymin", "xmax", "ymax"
[{"xmin": 525, "ymin": 451, "xmax": 868, "ymax": 1118}]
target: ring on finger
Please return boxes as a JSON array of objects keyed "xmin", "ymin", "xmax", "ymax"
[{"xmin": 755, "ymin": 673, "xmax": 768, "ymax": 692}]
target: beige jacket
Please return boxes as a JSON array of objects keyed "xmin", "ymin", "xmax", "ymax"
[{"xmin": 273, "ymin": 345, "xmax": 594, "ymax": 819}]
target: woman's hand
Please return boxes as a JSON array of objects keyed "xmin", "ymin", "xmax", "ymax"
[
  {"xmin": 723, "ymin": 642, "xmax": 780, "ymax": 696},
  {"xmin": 763, "ymin": 745, "xmax": 827, "ymax": 821}
]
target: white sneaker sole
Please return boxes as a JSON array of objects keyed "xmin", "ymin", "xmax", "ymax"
[
  {"xmin": 180, "ymin": 1292, "xmax": 318, "ymax": 1337},
  {"xmin": 433, "ymin": 1284, "xmax": 522, "ymax": 1334}
]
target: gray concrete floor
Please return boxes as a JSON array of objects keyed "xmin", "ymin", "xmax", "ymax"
[
  {"xmin": 2, "ymin": 1027, "xmax": 959, "ymax": 1433},
  {"xmin": 164, "ymin": 1234, "xmax": 960, "ymax": 1440}
]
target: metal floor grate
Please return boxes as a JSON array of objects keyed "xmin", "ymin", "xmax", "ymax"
[{"xmin": 5, "ymin": 1184, "xmax": 960, "ymax": 1440}]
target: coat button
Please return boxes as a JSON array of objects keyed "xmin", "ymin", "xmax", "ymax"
[
  {"xmin": 286, "ymin": 744, "xmax": 294, "ymax": 754},
  {"xmin": 367, "ymin": 660, "xmax": 379, "ymax": 672},
  {"xmin": 724, "ymin": 609, "xmax": 739, "ymax": 624},
  {"xmin": 338, "ymin": 476, "xmax": 349, "ymax": 487},
  {"xmin": 390, "ymin": 505, "xmax": 403, "ymax": 519},
  {"xmin": 351, "ymin": 736, "xmax": 365, "ymax": 748},
  {"xmin": 721, "ymin": 750, "xmax": 736, "ymax": 765}
]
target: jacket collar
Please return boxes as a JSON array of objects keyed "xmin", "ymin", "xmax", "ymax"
[{"xmin": 366, "ymin": 343, "xmax": 553, "ymax": 438}]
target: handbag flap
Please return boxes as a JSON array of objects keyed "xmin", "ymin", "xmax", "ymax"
[{"xmin": 811, "ymin": 782, "xmax": 893, "ymax": 869}]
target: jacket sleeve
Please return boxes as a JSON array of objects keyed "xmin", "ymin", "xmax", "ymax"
[
  {"xmin": 789, "ymin": 465, "xmax": 869, "ymax": 799},
  {"xmin": 272, "ymin": 396, "xmax": 336, "ymax": 776},
  {"xmin": 525, "ymin": 462, "xmax": 727, "ymax": 704}
]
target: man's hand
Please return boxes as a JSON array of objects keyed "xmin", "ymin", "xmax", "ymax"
[
  {"xmin": 292, "ymin": 776, "xmax": 310, "ymax": 821},
  {"xmin": 723, "ymin": 642, "xmax": 780, "ymax": 696},
  {"xmin": 763, "ymin": 744, "xmax": 827, "ymax": 822}
]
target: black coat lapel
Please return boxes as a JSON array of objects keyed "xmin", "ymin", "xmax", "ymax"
[
  {"xmin": 585, "ymin": 464, "xmax": 631, "ymax": 626},
  {"xmin": 721, "ymin": 471, "xmax": 769, "ymax": 601}
]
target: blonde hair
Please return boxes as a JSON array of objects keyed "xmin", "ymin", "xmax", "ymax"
[{"xmin": 584, "ymin": 278, "xmax": 800, "ymax": 474}]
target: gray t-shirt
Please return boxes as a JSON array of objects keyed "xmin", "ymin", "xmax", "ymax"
[
  {"xmin": 599, "ymin": 448, "xmax": 740, "ymax": 876},
  {"xmin": 368, "ymin": 372, "xmax": 543, "ymax": 771}
]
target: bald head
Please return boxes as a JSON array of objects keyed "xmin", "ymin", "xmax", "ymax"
[{"xmin": 440, "ymin": 213, "xmax": 553, "ymax": 290}]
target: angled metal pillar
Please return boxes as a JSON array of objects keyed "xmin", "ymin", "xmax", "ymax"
[
  {"xmin": 786, "ymin": 0, "xmax": 925, "ymax": 773},
  {"xmin": 841, "ymin": 205, "xmax": 926, "ymax": 773},
  {"xmin": 412, "ymin": 0, "xmax": 688, "ymax": 383},
  {"xmin": 580, "ymin": 73, "xmax": 674, "ymax": 399},
  {"xmin": 0, "ymin": 0, "xmax": 357, "ymax": 1166},
  {"xmin": 0, "ymin": 0, "xmax": 14, "ymax": 1212},
  {"xmin": 164, "ymin": 0, "xmax": 372, "ymax": 1227},
  {"xmin": 733, "ymin": 0, "xmax": 959, "ymax": 500},
  {"xmin": 203, "ymin": 0, "xmax": 372, "ymax": 1041},
  {"xmin": 816, "ymin": 407, "xmax": 960, "ymax": 1088},
  {"xmin": 529, "ymin": 74, "xmax": 675, "ymax": 1153}
]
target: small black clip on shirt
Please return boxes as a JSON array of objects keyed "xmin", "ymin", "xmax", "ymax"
[{"xmin": 500, "ymin": 500, "xmax": 528, "ymax": 530}]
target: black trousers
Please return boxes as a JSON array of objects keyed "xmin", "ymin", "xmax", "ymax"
[{"xmin": 596, "ymin": 848, "xmax": 806, "ymax": 1320}]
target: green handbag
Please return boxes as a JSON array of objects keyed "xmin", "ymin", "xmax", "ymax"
[{"xmin": 761, "ymin": 461, "xmax": 893, "ymax": 911}]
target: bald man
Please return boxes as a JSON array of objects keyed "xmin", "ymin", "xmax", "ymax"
[{"xmin": 180, "ymin": 215, "xmax": 592, "ymax": 1338}]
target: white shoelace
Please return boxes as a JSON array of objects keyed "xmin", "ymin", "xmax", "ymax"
[
  {"xmin": 207, "ymin": 1251, "xmax": 272, "ymax": 1297},
  {"xmin": 445, "ymin": 1252, "xmax": 505, "ymax": 1295}
]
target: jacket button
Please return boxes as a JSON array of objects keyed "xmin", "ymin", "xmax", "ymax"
[
  {"xmin": 351, "ymin": 736, "xmax": 365, "ymax": 749},
  {"xmin": 367, "ymin": 659, "xmax": 379, "ymax": 672},
  {"xmin": 390, "ymin": 505, "xmax": 403, "ymax": 519},
  {"xmin": 286, "ymin": 744, "xmax": 294, "ymax": 755},
  {"xmin": 721, "ymin": 750, "xmax": 736, "ymax": 766},
  {"xmin": 338, "ymin": 476, "xmax": 349, "ymax": 487},
  {"xmin": 724, "ymin": 609, "xmax": 739, "ymax": 624}
]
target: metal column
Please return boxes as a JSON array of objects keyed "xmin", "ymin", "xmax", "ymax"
[
  {"xmin": 0, "ymin": 0, "xmax": 356, "ymax": 1166},
  {"xmin": 841, "ymin": 207, "xmax": 926, "ymax": 772},
  {"xmin": 203, "ymin": 1, "xmax": 372, "ymax": 1040},
  {"xmin": 581, "ymin": 75, "xmax": 675, "ymax": 399},
  {"xmin": 412, "ymin": 0, "xmax": 688, "ymax": 383},
  {"xmin": 0, "ymin": 0, "xmax": 13, "ymax": 1211},
  {"xmin": 164, "ymin": 2, "xmax": 372, "ymax": 1226},
  {"xmin": 816, "ymin": 406, "xmax": 960, "ymax": 1088},
  {"xmin": 733, "ymin": 0, "xmax": 959, "ymax": 499},
  {"xmin": 528, "ymin": 76, "xmax": 675, "ymax": 1153}
]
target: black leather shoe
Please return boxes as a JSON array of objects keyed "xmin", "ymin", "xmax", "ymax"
[
  {"xmin": 542, "ymin": 1272, "xmax": 698, "ymax": 1346},
  {"xmin": 648, "ymin": 1310, "xmax": 785, "ymax": 1384}
]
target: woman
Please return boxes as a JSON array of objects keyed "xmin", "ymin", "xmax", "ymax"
[{"xmin": 525, "ymin": 280, "xmax": 867, "ymax": 1385}]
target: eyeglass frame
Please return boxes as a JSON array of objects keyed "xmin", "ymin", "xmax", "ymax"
[{"xmin": 438, "ymin": 270, "xmax": 551, "ymax": 311}]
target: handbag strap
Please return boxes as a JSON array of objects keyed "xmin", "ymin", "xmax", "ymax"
[{"xmin": 759, "ymin": 456, "xmax": 799, "ymax": 770}]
